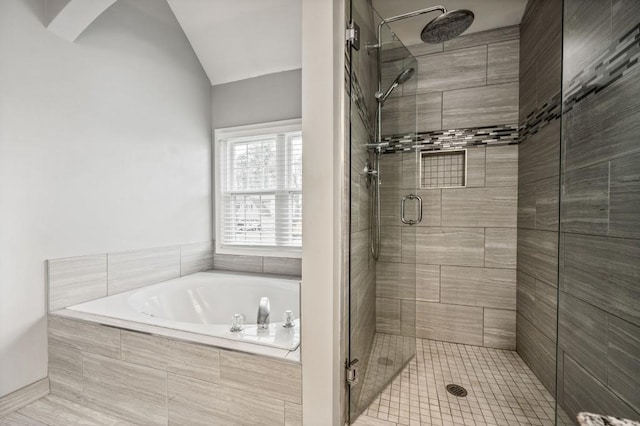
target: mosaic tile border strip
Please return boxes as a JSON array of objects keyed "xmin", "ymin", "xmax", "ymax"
[
  {"xmin": 564, "ymin": 21, "xmax": 640, "ymax": 113},
  {"xmin": 380, "ymin": 124, "xmax": 519, "ymax": 153},
  {"xmin": 519, "ymin": 20, "xmax": 640, "ymax": 143},
  {"xmin": 519, "ymin": 91, "xmax": 562, "ymax": 143},
  {"xmin": 345, "ymin": 52, "xmax": 376, "ymax": 140}
]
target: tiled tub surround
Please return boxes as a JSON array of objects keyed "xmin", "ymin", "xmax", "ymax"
[
  {"xmin": 48, "ymin": 240, "xmax": 301, "ymax": 312},
  {"xmin": 47, "ymin": 242, "xmax": 215, "ymax": 312},
  {"xmin": 47, "ymin": 315, "xmax": 302, "ymax": 426},
  {"xmin": 64, "ymin": 271, "xmax": 301, "ymax": 352},
  {"xmin": 374, "ymin": 25, "xmax": 521, "ymax": 351}
]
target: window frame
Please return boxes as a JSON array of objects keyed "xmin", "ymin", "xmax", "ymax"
[{"xmin": 214, "ymin": 118, "xmax": 302, "ymax": 258}]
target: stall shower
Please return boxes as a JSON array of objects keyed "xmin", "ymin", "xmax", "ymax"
[{"xmin": 347, "ymin": 0, "xmax": 640, "ymax": 425}]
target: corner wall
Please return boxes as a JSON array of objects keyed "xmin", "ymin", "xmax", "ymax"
[
  {"xmin": 557, "ymin": 0, "xmax": 640, "ymax": 421},
  {"xmin": 0, "ymin": 0, "xmax": 212, "ymax": 398},
  {"xmin": 516, "ymin": 0, "xmax": 562, "ymax": 395}
]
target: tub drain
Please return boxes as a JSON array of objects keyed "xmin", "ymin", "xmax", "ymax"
[
  {"xmin": 378, "ymin": 357, "xmax": 394, "ymax": 366},
  {"xmin": 446, "ymin": 384, "xmax": 468, "ymax": 397}
]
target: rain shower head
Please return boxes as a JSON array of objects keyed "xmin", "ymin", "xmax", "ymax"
[
  {"xmin": 376, "ymin": 67, "xmax": 415, "ymax": 105},
  {"xmin": 420, "ymin": 9, "xmax": 475, "ymax": 43}
]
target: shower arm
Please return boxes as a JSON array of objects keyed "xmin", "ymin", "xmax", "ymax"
[
  {"xmin": 372, "ymin": 6, "xmax": 447, "ymax": 51},
  {"xmin": 372, "ymin": 5, "xmax": 447, "ymax": 143}
]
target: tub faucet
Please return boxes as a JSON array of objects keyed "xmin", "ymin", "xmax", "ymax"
[{"xmin": 257, "ymin": 297, "xmax": 270, "ymax": 329}]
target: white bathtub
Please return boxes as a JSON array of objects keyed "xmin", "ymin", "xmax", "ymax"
[{"xmin": 65, "ymin": 271, "xmax": 300, "ymax": 351}]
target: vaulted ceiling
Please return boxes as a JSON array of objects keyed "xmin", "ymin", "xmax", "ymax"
[
  {"xmin": 48, "ymin": 0, "xmax": 527, "ymax": 86},
  {"xmin": 166, "ymin": 0, "xmax": 302, "ymax": 86}
]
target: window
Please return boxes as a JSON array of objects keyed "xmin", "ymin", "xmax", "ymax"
[{"xmin": 215, "ymin": 119, "xmax": 302, "ymax": 257}]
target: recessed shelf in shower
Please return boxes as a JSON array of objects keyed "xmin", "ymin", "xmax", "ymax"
[{"xmin": 420, "ymin": 150, "xmax": 466, "ymax": 189}]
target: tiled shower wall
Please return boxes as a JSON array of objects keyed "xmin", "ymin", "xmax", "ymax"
[
  {"xmin": 376, "ymin": 26, "xmax": 520, "ymax": 350},
  {"xmin": 557, "ymin": 0, "xmax": 640, "ymax": 421},
  {"xmin": 516, "ymin": 0, "xmax": 562, "ymax": 395}
]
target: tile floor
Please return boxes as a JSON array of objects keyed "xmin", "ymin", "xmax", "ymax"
[{"xmin": 355, "ymin": 335, "xmax": 574, "ymax": 426}]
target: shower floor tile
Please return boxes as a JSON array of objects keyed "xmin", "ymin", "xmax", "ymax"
[{"xmin": 355, "ymin": 336, "xmax": 574, "ymax": 426}]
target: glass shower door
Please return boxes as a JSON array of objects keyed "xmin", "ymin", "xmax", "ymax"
[{"xmin": 347, "ymin": 2, "xmax": 419, "ymax": 422}]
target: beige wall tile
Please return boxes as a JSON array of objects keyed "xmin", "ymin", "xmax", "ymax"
[
  {"xmin": 442, "ymin": 187, "xmax": 517, "ymax": 228},
  {"xmin": 466, "ymin": 146, "xmax": 486, "ymax": 188},
  {"xmin": 213, "ymin": 253, "xmax": 263, "ymax": 273},
  {"xmin": 168, "ymin": 373, "xmax": 285, "ymax": 426},
  {"xmin": 487, "ymin": 39, "xmax": 520, "ymax": 85},
  {"xmin": 441, "ymin": 266, "xmax": 516, "ymax": 309},
  {"xmin": 120, "ymin": 330, "xmax": 168, "ymax": 371},
  {"xmin": 263, "ymin": 257, "xmax": 301, "ymax": 276},
  {"xmin": 166, "ymin": 339, "xmax": 220, "ymax": 384},
  {"xmin": 444, "ymin": 25, "xmax": 520, "ymax": 51},
  {"xmin": 376, "ymin": 297, "xmax": 401, "ymax": 334},
  {"xmin": 82, "ymin": 353, "xmax": 167, "ymax": 426},
  {"xmin": 442, "ymin": 82, "xmax": 519, "ymax": 129},
  {"xmin": 416, "ymin": 264, "xmax": 440, "ymax": 302},
  {"xmin": 415, "ymin": 227, "xmax": 485, "ymax": 266},
  {"xmin": 414, "ymin": 189, "xmax": 441, "ymax": 227},
  {"xmin": 48, "ymin": 255, "xmax": 107, "ymax": 312},
  {"xmin": 379, "ymin": 226, "xmax": 402, "ymax": 263},
  {"xmin": 108, "ymin": 246, "xmax": 180, "ymax": 295},
  {"xmin": 219, "ymin": 350, "xmax": 301, "ymax": 404},
  {"xmin": 486, "ymin": 145, "xmax": 518, "ymax": 187},
  {"xmin": 285, "ymin": 401, "xmax": 302, "ymax": 426},
  {"xmin": 180, "ymin": 241, "xmax": 214, "ymax": 276},
  {"xmin": 417, "ymin": 92, "xmax": 443, "ymax": 132},
  {"xmin": 48, "ymin": 316, "xmax": 120, "ymax": 359},
  {"xmin": 485, "ymin": 228, "xmax": 517, "ymax": 269},
  {"xmin": 417, "ymin": 45, "xmax": 487, "ymax": 93},
  {"xmin": 48, "ymin": 337, "xmax": 82, "ymax": 402},
  {"xmin": 484, "ymin": 309, "xmax": 516, "ymax": 349},
  {"xmin": 376, "ymin": 262, "xmax": 415, "ymax": 300},
  {"xmin": 416, "ymin": 302, "xmax": 483, "ymax": 346}
]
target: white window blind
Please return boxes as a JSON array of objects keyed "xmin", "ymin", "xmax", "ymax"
[{"xmin": 215, "ymin": 120, "xmax": 302, "ymax": 256}]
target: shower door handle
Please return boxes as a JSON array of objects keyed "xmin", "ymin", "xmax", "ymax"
[{"xmin": 401, "ymin": 194, "xmax": 422, "ymax": 225}]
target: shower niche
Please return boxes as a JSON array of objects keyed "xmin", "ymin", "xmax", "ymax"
[{"xmin": 420, "ymin": 150, "xmax": 467, "ymax": 189}]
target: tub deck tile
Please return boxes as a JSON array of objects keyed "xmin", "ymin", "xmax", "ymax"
[
  {"xmin": 168, "ymin": 373, "xmax": 285, "ymax": 426},
  {"xmin": 82, "ymin": 353, "xmax": 167, "ymax": 426},
  {"xmin": 48, "ymin": 316, "xmax": 121, "ymax": 359},
  {"xmin": 284, "ymin": 401, "xmax": 302, "ymax": 426},
  {"xmin": 166, "ymin": 338, "xmax": 220, "ymax": 383},
  {"xmin": 48, "ymin": 337, "xmax": 83, "ymax": 402},
  {"xmin": 219, "ymin": 350, "xmax": 302, "ymax": 404}
]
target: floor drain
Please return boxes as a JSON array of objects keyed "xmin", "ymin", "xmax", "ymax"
[
  {"xmin": 446, "ymin": 384, "xmax": 468, "ymax": 397},
  {"xmin": 378, "ymin": 357, "xmax": 394, "ymax": 366}
]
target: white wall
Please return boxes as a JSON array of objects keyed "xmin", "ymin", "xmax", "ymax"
[
  {"xmin": 0, "ymin": 0, "xmax": 212, "ymax": 397},
  {"xmin": 300, "ymin": 0, "xmax": 345, "ymax": 423},
  {"xmin": 211, "ymin": 69, "xmax": 302, "ymax": 129}
]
